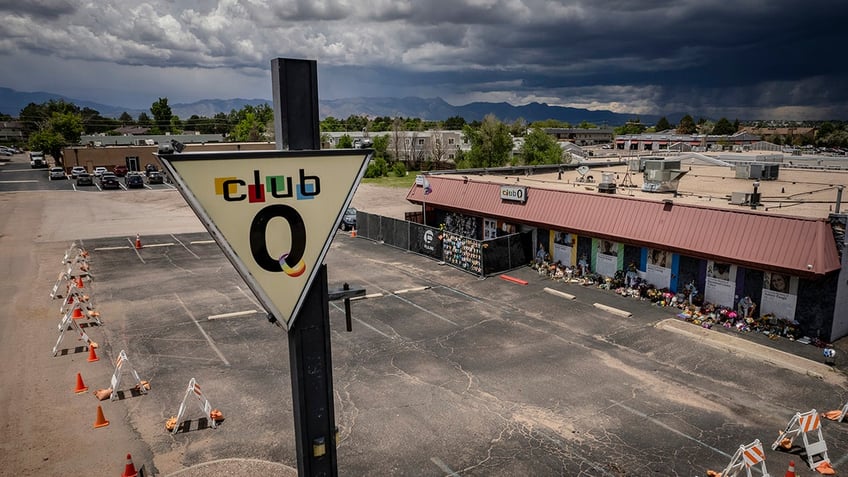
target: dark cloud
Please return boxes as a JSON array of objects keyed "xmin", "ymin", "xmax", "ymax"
[{"xmin": 0, "ymin": 0, "xmax": 846, "ymax": 119}]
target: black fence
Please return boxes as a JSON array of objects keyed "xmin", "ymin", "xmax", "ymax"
[{"xmin": 356, "ymin": 211, "xmax": 532, "ymax": 277}]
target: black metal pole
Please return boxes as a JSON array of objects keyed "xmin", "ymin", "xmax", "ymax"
[{"xmin": 272, "ymin": 57, "xmax": 338, "ymax": 476}]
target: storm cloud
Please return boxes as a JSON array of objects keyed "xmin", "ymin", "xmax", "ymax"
[{"xmin": 0, "ymin": 0, "xmax": 845, "ymax": 119}]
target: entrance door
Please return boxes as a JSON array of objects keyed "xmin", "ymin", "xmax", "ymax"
[{"xmin": 126, "ymin": 156, "xmax": 139, "ymax": 172}]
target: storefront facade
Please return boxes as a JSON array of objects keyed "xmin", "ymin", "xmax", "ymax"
[{"xmin": 407, "ymin": 175, "xmax": 846, "ymax": 342}]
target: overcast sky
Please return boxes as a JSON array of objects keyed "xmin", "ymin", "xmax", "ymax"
[{"xmin": 1, "ymin": 0, "xmax": 846, "ymax": 120}]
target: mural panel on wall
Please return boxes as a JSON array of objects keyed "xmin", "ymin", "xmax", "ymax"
[
  {"xmin": 596, "ymin": 239, "xmax": 621, "ymax": 278},
  {"xmin": 761, "ymin": 272, "xmax": 798, "ymax": 320},
  {"xmin": 646, "ymin": 248, "xmax": 672, "ymax": 288},
  {"xmin": 552, "ymin": 231, "xmax": 574, "ymax": 266},
  {"xmin": 705, "ymin": 261, "xmax": 737, "ymax": 308}
]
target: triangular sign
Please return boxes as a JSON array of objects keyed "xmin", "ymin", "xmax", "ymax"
[{"xmin": 157, "ymin": 149, "xmax": 372, "ymax": 329}]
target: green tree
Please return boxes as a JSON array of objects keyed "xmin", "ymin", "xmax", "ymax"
[
  {"xmin": 372, "ymin": 134, "xmax": 389, "ymax": 159},
  {"xmin": 577, "ymin": 120, "xmax": 597, "ymax": 129},
  {"xmin": 119, "ymin": 112, "xmax": 134, "ymax": 125},
  {"xmin": 614, "ymin": 120, "xmax": 646, "ymax": 135},
  {"xmin": 28, "ymin": 111, "xmax": 83, "ymax": 166},
  {"xmin": 337, "ymin": 134, "xmax": 353, "ymax": 148},
  {"xmin": 150, "ymin": 98, "xmax": 173, "ymax": 134},
  {"xmin": 712, "ymin": 117, "xmax": 736, "ymax": 135},
  {"xmin": 677, "ymin": 115, "xmax": 696, "ymax": 134},
  {"xmin": 232, "ymin": 112, "xmax": 264, "ymax": 142},
  {"xmin": 509, "ymin": 117, "xmax": 528, "ymax": 137},
  {"xmin": 321, "ymin": 116, "xmax": 343, "ymax": 132},
  {"xmin": 520, "ymin": 128, "xmax": 562, "ymax": 165},
  {"xmin": 655, "ymin": 117, "xmax": 672, "ymax": 132},
  {"xmin": 137, "ymin": 112, "xmax": 153, "ymax": 128},
  {"xmin": 443, "ymin": 116, "xmax": 466, "ymax": 130},
  {"xmin": 462, "ymin": 114, "xmax": 514, "ymax": 168},
  {"xmin": 530, "ymin": 119, "xmax": 571, "ymax": 128}
]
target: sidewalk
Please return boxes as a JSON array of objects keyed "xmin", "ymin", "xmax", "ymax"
[{"xmin": 526, "ymin": 270, "xmax": 848, "ymax": 389}]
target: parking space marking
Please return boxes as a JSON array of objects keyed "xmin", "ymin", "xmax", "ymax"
[
  {"xmin": 175, "ymin": 294, "xmax": 230, "ymax": 366},
  {"xmin": 610, "ymin": 401, "xmax": 730, "ymax": 458},
  {"xmin": 0, "ymin": 180, "xmax": 38, "ymax": 183},
  {"xmin": 430, "ymin": 457, "xmax": 459, "ymax": 476},
  {"xmin": 389, "ymin": 293, "xmax": 458, "ymax": 326},
  {"xmin": 207, "ymin": 310, "xmax": 259, "ymax": 320},
  {"xmin": 329, "ymin": 301, "xmax": 395, "ymax": 339},
  {"xmin": 141, "ymin": 242, "xmax": 175, "ymax": 248},
  {"xmin": 171, "ymin": 234, "xmax": 200, "ymax": 259},
  {"xmin": 235, "ymin": 285, "xmax": 263, "ymax": 310},
  {"xmin": 94, "ymin": 246, "xmax": 131, "ymax": 251},
  {"xmin": 190, "ymin": 240, "xmax": 216, "ymax": 245},
  {"xmin": 394, "ymin": 286, "xmax": 431, "ymax": 294},
  {"xmin": 128, "ymin": 237, "xmax": 146, "ymax": 263}
]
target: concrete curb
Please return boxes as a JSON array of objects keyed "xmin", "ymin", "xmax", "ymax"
[
  {"xmin": 544, "ymin": 287, "xmax": 575, "ymax": 300},
  {"xmin": 657, "ymin": 318, "xmax": 846, "ymax": 386},
  {"xmin": 593, "ymin": 302, "xmax": 632, "ymax": 318}
]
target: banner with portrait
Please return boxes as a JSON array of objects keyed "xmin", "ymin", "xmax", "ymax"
[
  {"xmin": 760, "ymin": 272, "xmax": 798, "ymax": 320},
  {"xmin": 645, "ymin": 248, "xmax": 672, "ymax": 288},
  {"xmin": 595, "ymin": 239, "xmax": 620, "ymax": 278},
  {"xmin": 704, "ymin": 260, "xmax": 736, "ymax": 308},
  {"xmin": 552, "ymin": 231, "xmax": 574, "ymax": 265}
]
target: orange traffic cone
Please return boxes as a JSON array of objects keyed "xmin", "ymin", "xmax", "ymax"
[
  {"xmin": 121, "ymin": 453, "xmax": 138, "ymax": 477},
  {"xmin": 784, "ymin": 460, "xmax": 796, "ymax": 477},
  {"xmin": 93, "ymin": 405, "xmax": 110, "ymax": 428},
  {"xmin": 74, "ymin": 372, "xmax": 89, "ymax": 393},
  {"xmin": 134, "ymin": 234, "xmax": 142, "ymax": 250},
  {"xmin": 76, "ymin": 275, "xmax": 85, "ymax": 289},
  {"xmin": 87, "ymin": 345, "xmax": 100, "ymax": 362},
  {"xmin": 72, "ymin": 306, "xmax": 84, "ymax": 319},
  {"xmin": 350, "ymin": 228, "xmax": 357, "ymax": 238}
]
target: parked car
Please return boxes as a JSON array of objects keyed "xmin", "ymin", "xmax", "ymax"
[
  {"xmin": 93, "ymin": 167, "xmax": 108, "ymax": 177},
  {"xmin": 147, "ymin": 171, "xmax": 164, "ymax": 184},
  {"xmin": 70, "ymin": 166, "xmax": 87, "ymax": 178},
  {"xmin": 125, "ymin": 172, "xmax": 145, "ymax": 189},
  {"xmin": 0, "ymin": 147, "xmax": 12, "ymax": 156},
  {"xmin": 76, "ymin": 172, "xmax": 94, "ymax": 186},
  {"xmin": 113, "ymin": 165, "xmax": 129, "ymax": 177},
  {"xmin": 99, "ymin": 172, "xmax": 120, "ymax": 189},
  {"xmin": 340, "ymin": 207, "xmax": 357, "ymax": 231},
  {"xmin": 49, "ymin": 167, "xmax": 66, "ymax": 180}
]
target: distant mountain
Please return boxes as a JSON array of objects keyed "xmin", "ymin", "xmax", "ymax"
[{"xmin": 0, "ymin": 86, "xmax": 653, "ymax": 126}]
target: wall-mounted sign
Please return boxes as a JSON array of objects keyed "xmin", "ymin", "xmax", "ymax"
[{"xmin": 500, "ymin": 185, "xmax": 527, "ymax": 203}]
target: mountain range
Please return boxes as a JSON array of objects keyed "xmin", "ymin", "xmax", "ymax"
[{"xmin": 0, "ymin": 86, "xmax": 660, "ymax": 126}]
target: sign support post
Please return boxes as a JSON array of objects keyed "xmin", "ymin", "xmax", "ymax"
[{"xmin": 272, "ymin": 58, "xmax": 338, "ymax": 476}]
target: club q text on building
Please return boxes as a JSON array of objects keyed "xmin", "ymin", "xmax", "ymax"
[
  {"xmin": 157, "ymin": 149, "xmax": 371, "ymax": 329},
  {"xmin": 500, "ymin": 185, "xmax": 528, "ymax": 203}
]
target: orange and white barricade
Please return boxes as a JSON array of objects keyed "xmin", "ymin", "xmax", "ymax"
[
  {"xmin": 772, "ymin": 409, "xmax": 835, "ymax": 474},
  {"xmin": 823, "ymin": 402, "xmax": 848, "ymax": 423},
  {"xmin": 60, "ymin": 283, "xmax": 101, "ymax": 325},
  {"xmin": 168, "ymin": 378, "xmax": 221, "ymax": 434},
  {"xmin": 50, "ymin": 265, "xmax": 75, "ymax": 299},
  {"xmin": 110, "ymin": 350, "xmax": 148, "ymax": 401},
  {"xmin": 52, "ymin": 307, "xmax": 97, "ymax": 356},
  {"xmin": 707, "ymin": 439, "xmax": 770, "ymax": 477}
]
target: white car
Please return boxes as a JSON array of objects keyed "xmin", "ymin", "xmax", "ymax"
[
  {"xmin": 93, "ymin": 167, "xmax": 108, "ymax": 177},
  {"xmin": 49, "ymin": 167, "xmax": 66, "ymax": 180},
  {"xmin": 70, "ymin": 166, "xmax": 87, "ymax": 178}
]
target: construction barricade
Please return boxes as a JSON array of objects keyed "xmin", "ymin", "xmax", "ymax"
[
  {"xmin": 105, "ymin": 350, "xmax": 149, "ymax": 401},
  {"xmin": 772, "ymin": 409, "xmax": 835, "ymax": 475},
  {"xmin": 53, "ymin": 307, "xmax": 98, "ymax": 356},
  {"xmin": 166, "ymin": 378, "xmax": 223, "ymax": 434},
  {"xmin": 706, "ymin": 439, "xmax": 770, "ymax": 477}
]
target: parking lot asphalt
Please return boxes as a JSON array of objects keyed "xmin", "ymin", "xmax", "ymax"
[{"xmin": 4, "ymin": 152, "xmax": 848, "ymax": 476}]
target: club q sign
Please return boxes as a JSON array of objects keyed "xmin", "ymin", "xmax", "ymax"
[{"xmin": 500, "ymin": 185, "xmax": 527, "ymax": 203}]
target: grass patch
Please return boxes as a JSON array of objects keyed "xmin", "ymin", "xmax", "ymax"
[{"xmin": 362, "ymin": 173, "xmax": 420, "ymax": 188}]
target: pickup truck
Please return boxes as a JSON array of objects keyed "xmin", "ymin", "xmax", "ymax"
[{"xmin": 30, "ymin": 152, "xmax": 47, "ymax": 168}]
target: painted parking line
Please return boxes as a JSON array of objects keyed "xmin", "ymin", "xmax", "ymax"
[
  {"xmin": 610, "ymin": 401, "xmax": 730, "ymax": 458},
  {"xmin": 190, "ymin": 240, "xmax": 216, "ymax": 245},
  {"xmin": 394, "ymin": 286, "xmax": 431, "ymax": 294},
  {"xmin": 389, "ymin": 293, "xmax": 458, "ymax": 326},
  {"xmin": 170, "ymin": 234, "xmax": 200, "ymax": 259},
  {"xmin": 0, "ymin": 180, "xmax": 38, "ymax": 183},
  {"xmin": 207, "ymin": 310, "xmax": 259, "ymax": 320},
  {"xmin": 175, "ymin": 294, "xmax": 230, "ymax": 366},
  {"xmin": 94, "ymin": 246, "xmax": 131, "ymax": 251},
  {"xmin": 350, "ymin": 292, "xmax": 384, "ymax": 301},
  {"xmin": 140, "ymin": 242, "xmax": 175, "ymax": 248},
  {"xmin": 430, "ymin": 457, "xmax": 459, "ymax": 476}
]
